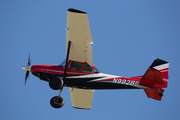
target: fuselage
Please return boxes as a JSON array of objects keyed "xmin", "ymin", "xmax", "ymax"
[{"xmin": 31, "ymin": 60, "xmax": 149, "ymax": 90}]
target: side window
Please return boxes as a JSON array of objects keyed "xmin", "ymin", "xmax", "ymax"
[
  {"xmin": 69, "ymin": 61, "xmax": 83, "ymax": 71},
  {"xmin": 94, "ymin": 66, "xmax": 100, "ymax": 73},
  {"xmin": 83, "ymin": 63, "xmax": 92, "ymax": 73}
]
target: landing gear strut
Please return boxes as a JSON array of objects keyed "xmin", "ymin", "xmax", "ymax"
[
  {"xmin": 49, "ymin": 77, "xmax": 64, "ymax": 108},
  {"xmin": 50, "ymin": 41, "xmax": 71, "ymax": 109}
]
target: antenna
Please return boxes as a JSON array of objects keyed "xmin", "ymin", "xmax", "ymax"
[{"xmin": 152, "ymin": 56, "xmax": 156, "ymax": 60}]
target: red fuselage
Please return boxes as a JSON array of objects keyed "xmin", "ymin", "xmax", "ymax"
[{"xmin": 31, "ymin": 60, "xmax": 144, "ymax": 89}]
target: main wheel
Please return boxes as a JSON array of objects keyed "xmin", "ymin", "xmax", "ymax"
[
  {"xmin": 50, "ymin": 96, "xmax": 65, "ymax": 108},
  {"xmin": 49, "ymin": 76, "xmax": 63, "ymax": 90}
]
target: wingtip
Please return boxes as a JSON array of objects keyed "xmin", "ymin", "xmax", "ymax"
[
  {"xmin": 73, "ymin": 106, "xmax": 91, "ymax": 110},
  {"xmin": 68, "ymin": 8, "xmax": 87, "ymax": 14}
]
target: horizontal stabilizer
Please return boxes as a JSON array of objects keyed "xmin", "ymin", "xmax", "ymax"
[{"xmin": 144, "ymin": 88, "xmax": 164, "ymax": 101}]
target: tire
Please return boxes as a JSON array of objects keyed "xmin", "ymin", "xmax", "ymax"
[
  {"xmin": 159, "ymin": 92, "xmax": 164, "ymax": 97},
  {"xmin": 49, "ymin": 76, "xmax": 63, "ymax": 90},
  {"xmin": 50, "ymin": 96, "xmax": 65, "ymax": 108}
]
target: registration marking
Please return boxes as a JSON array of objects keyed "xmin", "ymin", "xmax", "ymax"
[{"xmin": 113, "ymin": 78, "xmax": 139, "ymax": 86}]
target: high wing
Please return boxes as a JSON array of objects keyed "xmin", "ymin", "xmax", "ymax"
[
  {"xmin": 66, "ymin": 8, "xmax": 93, "ymax": 66},
  {"xmin": 66, "ymin": 8, "xmax": 94, "ymax": 109},
  {"xmin": 69, "ymin": 87, "xmax": 95, "ymax": 109}
]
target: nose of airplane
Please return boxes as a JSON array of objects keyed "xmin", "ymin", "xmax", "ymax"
[
  {"xmin": 22, "ymin": 65, "xmax": 31, "ymax": 71},
  {"xmin": 22, "ymin": 54, "xmax": 32, "ymax": 85}
]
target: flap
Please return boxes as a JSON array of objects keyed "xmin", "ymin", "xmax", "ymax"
[
  {"xmin": 69, "ymin": 87, "xmax": 95, "ymax": 109},
  {"xmin": 66, "ymin": 8, "xmax": 93, "ymax": 66}
]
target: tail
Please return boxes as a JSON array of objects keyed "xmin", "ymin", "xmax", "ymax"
[
  {"xmin": 141, "ymin": 58, "xmax": 169, "ymax": 101},
  {"xmin": 149, "ymin": 58, "xmax": 169, "ymax": 88}
]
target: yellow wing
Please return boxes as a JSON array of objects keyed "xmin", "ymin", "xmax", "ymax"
[
  {"xmin": 66, "ymin": 8, "xmax": 93, "ymax": 66},
  {"xmin": 69, "ymin": 87, "xmax": 95, "ymax": 109}
]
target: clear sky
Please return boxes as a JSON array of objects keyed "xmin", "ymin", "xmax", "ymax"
[{"xmin": 1, "ymin": 0, "xmax": 180, "ymax": 120}]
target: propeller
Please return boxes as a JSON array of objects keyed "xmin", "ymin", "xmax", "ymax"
[{"xmin": 22, "ymin": 54, "xmax": 31, "ymax": 85}]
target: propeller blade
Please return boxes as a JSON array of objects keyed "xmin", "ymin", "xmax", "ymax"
[
  {"xmin": 28, "ymin": 54, "xmax": 31, "ymax": 66},
  {"xmin": 25, "ymin": 71, "xmax": 29, "ymax": 85}
]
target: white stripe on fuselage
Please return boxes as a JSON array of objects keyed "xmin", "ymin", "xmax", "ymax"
[
  {"xmin": 66, "ymin": 73, "xmax": 150, "ymax": 89},
  {"xmin": 37, "ymin": 68, "xmax": 151, "ymax": 89},
  {"xmin": 35, "ymin": 68, "xmax": 91, "ymax": 75},
  {"xmin": 66, "ymin": 73, "xmax": 119, "ymax": 79}
]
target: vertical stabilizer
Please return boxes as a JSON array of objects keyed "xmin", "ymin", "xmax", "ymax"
[
  {"xmin": 142, "ymin": 58, "xmax": 169, "ymax": 101},
  {"xmin": 149, "ymin": 58, "xmax": 169, "ymax": 88}
]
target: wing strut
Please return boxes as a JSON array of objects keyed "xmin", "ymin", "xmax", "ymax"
[{"xmin": 58, "ymin": 41, "xmax": 71, "ymax": 98}]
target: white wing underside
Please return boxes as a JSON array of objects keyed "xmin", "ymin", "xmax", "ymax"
[
  {"xmin": 66, "ymin": 9, "xmax": 93, "ymax": 66},
  {"xmin": 69, "ymin": 87, "xmax": 95, "ymax": 109},
  {"xmin": 66, "ymin": 9, "xmax": 94, "ymax": 109}
]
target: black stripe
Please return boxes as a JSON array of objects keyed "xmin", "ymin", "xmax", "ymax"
[
  {"xmin": 64, "ymin": 80, "xmax": 139, "ymax": 89},
  {"xmin": 32, "ymin": 72, "xmax": 139, "ymax": 89},
  {"xmin": 68, "ymin": 8, "xmax": 87, "ymax": 14},
  {"xmin": 150, "ymin": 58, "xmax": 168, "ymax": 69}
]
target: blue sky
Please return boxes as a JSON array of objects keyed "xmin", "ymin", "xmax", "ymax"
[{"xmin": 1, "ymin": 0, "xmax": 180, "ymax": 120}]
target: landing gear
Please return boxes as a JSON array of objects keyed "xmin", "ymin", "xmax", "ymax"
[
  {"xmin": 50, "ymin": 96, "xmax": 65, "ymax": 108},
  {"xmin": 154, "ymin": 86, "xmax": 164, "ymax": 97},
  {"xmin": 49, "ymin": 76, "xmax": 63, "ymax": 90},
  {"xmin": 159, "ymin": 92, "xmax": 164, "ymax": 97},
  {"xmin": 50, "ymin": 41, "xmax": 71, "ymax": 109},
  {"xmin": 49, "ymin": 76, "xmax": 65, "ymax": 108}
]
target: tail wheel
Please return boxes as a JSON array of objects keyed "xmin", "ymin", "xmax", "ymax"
[
  {"xmin": 159, "ymin": 92, "xmax": 164, "ymax": 97},
  {"xmin": 49, "ymin": 76, "xmax": 63, "ymax": 90},
  {"xmin": 50, "ymin": 96, "xmax": 65, "ymax": 108}
]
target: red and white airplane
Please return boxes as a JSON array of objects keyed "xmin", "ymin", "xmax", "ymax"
[{"xmin": 22, "ymin": 8, "xmax": 169, "ymax": 109}]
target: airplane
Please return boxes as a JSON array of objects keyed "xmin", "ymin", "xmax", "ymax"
[{"xmin": 22, "ymin": 8, "xmax": 169, "ymax": 109}]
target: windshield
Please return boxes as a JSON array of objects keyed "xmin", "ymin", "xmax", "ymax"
[
  {"xmin": 94, "ymin": 66, "xmax": 101, "ymax": 73},
  {"xmin": 59, "ymin": 60, "xmax": 66, "ymax": 68}
]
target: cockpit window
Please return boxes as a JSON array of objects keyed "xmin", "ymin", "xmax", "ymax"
[
  {"xmin": 83, "ymin": 63, "xmax": 92, "ymax": 73},
  {"xmin": 59, "ymin": 60, "xmax": 101, "ymax": 73},
  {"xmin": 68, "ymin": 61, "xmax": 83, "ymax": 71}
]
